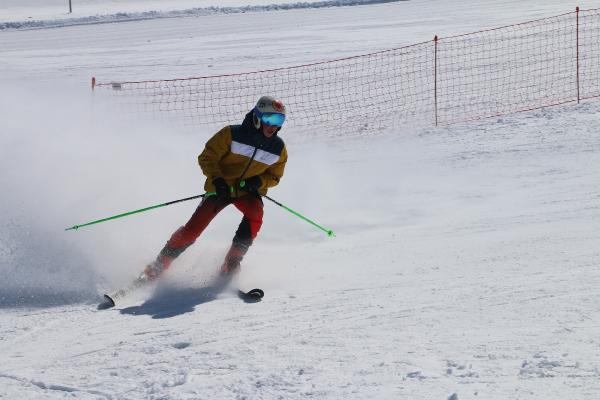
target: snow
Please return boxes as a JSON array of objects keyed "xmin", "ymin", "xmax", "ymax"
[
  {"xmin": 1, "ymin": 1, "xmax": 600, "ymax": 399},
  {"xmin": 0, "ymin": 0, "xmax": 410, "ymax": 31}
]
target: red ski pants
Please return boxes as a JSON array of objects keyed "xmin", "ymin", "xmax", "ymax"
[{"xmin": 161, "ymin": 194, "xmax": 263, "ymax": 264}]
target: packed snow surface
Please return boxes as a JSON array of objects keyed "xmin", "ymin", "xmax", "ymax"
[{"xmin": 1, "ymin": 0, "xmax": 599, "ymax": 399}]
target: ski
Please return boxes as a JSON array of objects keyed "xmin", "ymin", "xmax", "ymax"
[
  {"xmin": 98, "ymin": 294, "xmax": 117, "ymax": 310},
  {"xmin": 97, "ymin": 274, "xmax": 264, "ymax": 309},
  {"xmin": 204, "ymin": 273, "xmax": 264, "ymax": 303},
  {"xmin": 238, "ymin": 288, "xmax": 264, "ymax": 303},
  {"xmin": 97, "ymin": 275, "xmax": 151, "ymax": 310},
  {"xmin": 212, "ymin": 272, "xmax": 264, "ymax": 303}
]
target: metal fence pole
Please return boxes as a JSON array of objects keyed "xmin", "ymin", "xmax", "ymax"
[
  {"xmin": 434, "ymin": 35, "xmax": 439, "ymax": 126},
  {"xmin": 576, "ymin": 7, "xmax": 580, "ymax": 104}
]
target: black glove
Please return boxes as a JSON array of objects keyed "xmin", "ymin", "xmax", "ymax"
[
  {"xmin": 212, "ymin": 177, "xmax": 230, "ymax": 200},
  {"xmin": 239, "ymin": 176, "xmax": 262, "ymax": 192}
]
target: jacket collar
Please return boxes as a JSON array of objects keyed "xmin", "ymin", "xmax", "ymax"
[{"xmin": 240, "ymin": 111, "xmax": 279, "ymax": 148}]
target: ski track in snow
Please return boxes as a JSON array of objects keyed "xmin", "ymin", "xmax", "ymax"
[{"xmin": 1, "ymin": 0, "xmax": 600, "ymax": 399}]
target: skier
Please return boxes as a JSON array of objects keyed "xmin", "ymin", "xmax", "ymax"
[{"xmin": 141, "ymin": 95, "xmax": 288, "ymax": 281}]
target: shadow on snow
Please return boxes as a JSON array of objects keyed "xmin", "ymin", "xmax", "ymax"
[{"xmin": 119, "ymin": 284, "xmax": 228, "ymax": 319}]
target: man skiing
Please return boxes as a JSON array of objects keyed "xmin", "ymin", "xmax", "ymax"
[{"xmin": 141, "ymin": 95, "xmax": 288, "ymax": 281}]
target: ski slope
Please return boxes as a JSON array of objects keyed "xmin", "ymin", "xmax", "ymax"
[{"xmin": 1, "ymin": 1, "xmax": 599, "ymax": 399}]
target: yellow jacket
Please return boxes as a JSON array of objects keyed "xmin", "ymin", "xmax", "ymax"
[{"xmin": 198, "ymin": 120, "xmax": 287, "ymax": 198}]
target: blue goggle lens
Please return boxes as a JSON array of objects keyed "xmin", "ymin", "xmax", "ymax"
[{"xmin": 260, "ymin": 112, "xmax": 285, "ymax": 127}]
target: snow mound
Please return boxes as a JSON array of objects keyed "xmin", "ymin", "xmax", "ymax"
[{"xmin": 0, "ymin": 0, "xmax": 406, "ymax": 31}]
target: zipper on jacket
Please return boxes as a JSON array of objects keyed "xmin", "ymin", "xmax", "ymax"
[{"xmin": 235, "ymin": 147, "xmax": 258, "ymax": 198}]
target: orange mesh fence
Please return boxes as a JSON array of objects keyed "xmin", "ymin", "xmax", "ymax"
[
  {"xmin": 93, "ymin": 7, "xmax": 600, "ymax": 133},
  {"xmin": 579, "ymin": 8, "xmax": 600, "ymax": 101}
]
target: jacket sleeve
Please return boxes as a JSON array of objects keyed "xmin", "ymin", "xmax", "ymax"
[
  {"xmin": 259, "ymin": 145, "xmax": 287, "ymax": 190},
  {"xmin": 198, "ymin": 126, "xmax": 231, "ymax": 180}
]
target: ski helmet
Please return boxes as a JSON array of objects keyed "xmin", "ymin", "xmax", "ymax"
[{"xmin": 253, "ymin": 96, "xmax": 286, "ymax": 129}]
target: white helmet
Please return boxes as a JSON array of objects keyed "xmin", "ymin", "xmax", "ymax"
[{"xmin": 253, "ymin": 96, "xmax": 286, "ymax": 129}]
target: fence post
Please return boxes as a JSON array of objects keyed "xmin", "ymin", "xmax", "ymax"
[
  {"xmin": 91, "ymin": 76, "xmax": 96, "ymax": 90},
  {"xmin": 434, "ymin": 35, "xmax": 439, "ymax": 126},
  {"xmin": 69, "ymin": 0, "xmax": 72, "ymax": 13},
  {"xmin": 576, "ymin": 7, "xmax": 580, "ymax": 104}
]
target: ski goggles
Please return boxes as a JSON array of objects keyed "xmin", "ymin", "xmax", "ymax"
[{"xmin": 256, "ymin": 110, "xmax": 286, "ymax": 127}]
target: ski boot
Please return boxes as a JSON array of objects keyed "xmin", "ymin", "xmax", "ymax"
[
  {"xmin": 219, "ymin": 239, "xmax": 251, "ymax": 277},
  {"xmin": 219, "ymin": 246, "xmax": 243, "ymax": 277},
  {"xmin": 139, "ymin": 261, "xmax": 163, "ymax": 282},
  {"xmin": 139, "ymin": 253, "xmax": 174, "ymax": 282}
]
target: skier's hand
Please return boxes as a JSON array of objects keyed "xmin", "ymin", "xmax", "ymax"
[
  {"xmin": 239, "ymin": 176, "xmax": 262, "ymax": 192},
  {"xmin": 213, "ymin": 177, "xmax": 230, "ymax": 200}
]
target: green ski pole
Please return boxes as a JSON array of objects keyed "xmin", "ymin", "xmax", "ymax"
[
  {"xmin": 65, "ymin": 193, "xmax": 215, "ymax": 231},
  {"xmin": 262, "ymin": 194, "xmax": 335, "ymax": 237}
]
